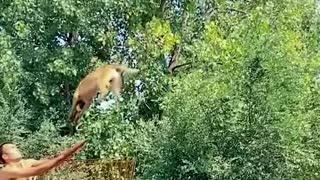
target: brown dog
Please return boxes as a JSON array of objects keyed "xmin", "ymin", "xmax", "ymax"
[{"xmin": 69, "ymin": 64, "xmax": 139, "ymax": 125}]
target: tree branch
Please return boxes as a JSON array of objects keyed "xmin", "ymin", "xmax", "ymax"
[
  {"xmin": 205, "ymin": 7, "xmax": 248, "ymax": 20},
  {"xmin": 171, "ymin": 62, "xmax": 192, "ymax": 72},
  {"xmin": 67, "ymin": 31, "xmax": 79, "ymax": 46},
  {"xmin": 167, "ymin": 9, "xmax": 190, "ymax": 74},
  {"xmin": 158, "ymin": 0, "xmax": 167, "ymax": 18},
  {"xmin": 224, "ymin": 7, "xmax": 248, "ymax": 15},
  {"xmin": 168, "ymin": 44, "xmax": 181, "ymax": 73}
]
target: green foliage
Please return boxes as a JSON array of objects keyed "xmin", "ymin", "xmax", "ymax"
[
  {"xmin": 0, "ymin": 93, "xmax": 31, "ymax": 143},
  {"xmin": 21, "ymin": 120, "xmax": 80, "ymax": 159},
  {"xmin": 0, "ymin": 0, "xmax": 320, "ymax": 179}
]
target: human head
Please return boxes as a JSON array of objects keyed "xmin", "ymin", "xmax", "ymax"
[{"xmin": 0, "ymin": 142, "xmax": 23, "ymax": 164}]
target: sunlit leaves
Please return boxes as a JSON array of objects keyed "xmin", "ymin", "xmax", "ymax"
[
  {"xmin": 14, "ymin": 21, "xmax": 30, "ymax": 39},
  {"xmin": 96, "ymin": 29, "xmax": 118, "ymax": 47},
  {"xmin": 203, "ymin": 21, "xmax": 224, "ymax": 45},
  {"xmin": 129, "ymin": 17, "xmax": 181, "ymax": 59},
  {"xmin": 0, "ymin": 33, "xmax": 22, "ymax": 93},
  {"xmin": 1, "ymin": 0, "xmax": 320, "ymax": 179}
]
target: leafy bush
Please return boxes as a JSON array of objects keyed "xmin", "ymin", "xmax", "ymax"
[{"xmin": 0, "ymin": 1, "xmax": 320, "ymax": 180}]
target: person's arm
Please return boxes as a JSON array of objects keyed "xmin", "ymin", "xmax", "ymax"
[
  {"xmin": 30, "ymin": 155, "xmax": 73, "ymax": 174},
  {"xmin": 0, "ymin": 140, "xmax": 86, "ymax": 179},
  {"xmin": 29, "ymin": 159, "xmax": 58, "ymax": 174},
  {"xmin": 31, "ymin": 143, "xmax": 82, "ymax": 168}
]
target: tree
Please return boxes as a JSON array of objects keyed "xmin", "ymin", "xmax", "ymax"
[{"xmin": 1, "ymin": 0, "xmax": 320, "ymax": 179}]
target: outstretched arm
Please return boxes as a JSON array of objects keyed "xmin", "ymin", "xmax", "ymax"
[
  {"xmin": 31, "ymin": 143, "xmax": 82, "ymax": 169},
  {"xmin": 0, "ymin": 140, "xmax": 86, "ymax": 179}
]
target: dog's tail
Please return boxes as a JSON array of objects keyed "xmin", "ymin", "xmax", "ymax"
[{"xmin": 112, "ymin": 64, "xmax": 139, "ymax": 75}]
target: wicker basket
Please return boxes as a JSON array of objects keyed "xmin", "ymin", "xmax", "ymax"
[{"xmin": 39, "ymin": 157, "xmax": 136, "ymax": 180}]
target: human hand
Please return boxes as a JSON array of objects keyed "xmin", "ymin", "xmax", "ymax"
[{"xmin": 56, "ymin": 140, "xmax": 86, "ymax": 163}]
